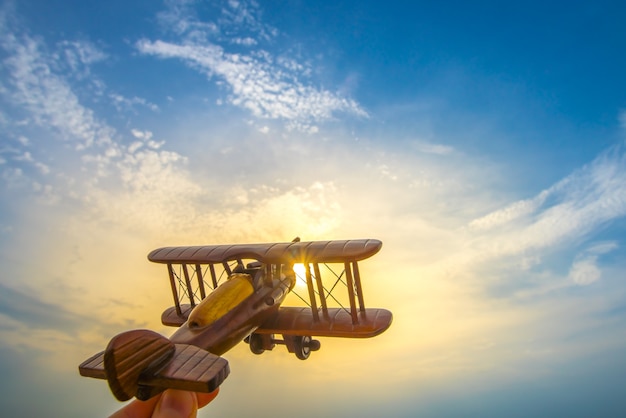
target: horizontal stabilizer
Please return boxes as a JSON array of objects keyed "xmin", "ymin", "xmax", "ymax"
[
  {"xmin": 161, "ymin": 304, "xmax": 193, "ymax": 327},
  {"xmin": 79, "ymin": 330, "xmax": 229, "ymax": 401}
]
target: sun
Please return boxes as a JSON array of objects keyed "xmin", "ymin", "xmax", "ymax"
[{"xmin": 293, "ymin": 263, "xmax": 308, "ymax": 289}]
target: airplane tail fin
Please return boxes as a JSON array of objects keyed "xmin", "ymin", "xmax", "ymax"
[{"xmin": 79, "ymin": 329, "xmax": 229, "ymax": 401}]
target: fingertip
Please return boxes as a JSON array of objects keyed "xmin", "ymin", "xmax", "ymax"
[
  {"xmin": 197, "ymin": 388, "xmax": 219, "ymax": 408},
  {"xmin": 153, "ymin": 390, "xmax": 197, "ymax": 418},
  {"xmin": 108, "ymin": 395, "xmax": 161, "ymax": 418}
]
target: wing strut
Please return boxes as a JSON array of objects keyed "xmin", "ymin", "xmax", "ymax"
[
  {"xmin": 208, "ymin": 264, "xmax": 218, "ymax": 289},
  {"xmin": 167, "ymin": 263, "xmax": 182, "ymax": 316},
  {"xmin": 182, "ymin": 264, "xmax": 196, "ymax": 307},
  {"xmin": 313, "ymin": 263, "xmax": 329, "ymax": 320},
  {"xmin": 195, "ymin": 264, "xmax": 206, "ymax": 300},
  {"xmin": 222, "ymin": 262, "xmax": 232, "ymax": 275},
  {"xmin": 304, "ymin": 263, "xmax": 319, "ymax": 322},
  {"xmin": 352, "ymin": 261, "xmax": 366, "ymax": 313},
  {"xmin": 344, "ymin": 262, "xmax": 358, "ymax": 324}
]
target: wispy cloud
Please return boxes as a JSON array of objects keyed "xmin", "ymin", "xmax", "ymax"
[
  {"xmin": 109, "ymin": 93, "xmax": 160, "ymax": 113},
  {"xmin": 0, "ymin": 2, "xmax": 348, "ymax": 248},
  {"xmin": 469, "ymin": 190, "xmax": 550, "ymax": 231},
  {"xmin": 1, "ymin": 30, "xmax": 115, "ymax": 150},
  {"xmin": 467, "ymin": 145, "xmax": 626, "ymax": 261},
  {"xmin": 138, "ymin": 0, "xmax": 367, "ymax": 131},
  {"xmin": 413, "ymin": 141, "xmax": 455, "ymax": 155},
  {"xmin": 0, "ymin": 12, "xmax": 200, "ymax": 214},
  {"xmin": 568, "ymin": 242, "xmax": 618, "ymax": 286},
  {"xmin": 56, "ymin": 40, "xmax": 107, "ymax": 79},
  {"xmin": 0, "ymin": 282, "xmax": 86, "ymax": 330}
]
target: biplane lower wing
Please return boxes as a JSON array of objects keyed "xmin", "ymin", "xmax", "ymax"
[
  {"xmin": 78, "ymin": 330, "xmax": 228, "ymax": 401},
  {"xmin": 254, "ymin": 307, "xmax": 393, "ymax": 338},
  {"xmin": 160, "ymin": 305, "xmax": 393, "ymax": 338}
]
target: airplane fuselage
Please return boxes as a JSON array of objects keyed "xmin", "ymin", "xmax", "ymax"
[{"xmin": 170, "ymin": 271, "xmax": 294, "ymax": 355}]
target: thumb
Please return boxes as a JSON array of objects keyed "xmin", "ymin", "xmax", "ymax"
[{"xmin": 153, "ymin": 390, "xmax": 198, "ymax": 418}]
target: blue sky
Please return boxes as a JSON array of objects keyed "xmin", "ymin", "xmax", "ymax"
[{"xmin": 1, "ymin": 0, "xmax": 626, "ymax": 417}]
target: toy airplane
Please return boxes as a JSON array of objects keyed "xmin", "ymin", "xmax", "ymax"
[{"xmin": 79, "ymin": 238, "xmax": 393, "ymax": 401}]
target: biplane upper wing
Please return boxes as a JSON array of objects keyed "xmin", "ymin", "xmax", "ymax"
[{"xmin": 148, "ymin": 239, "xmax": 382, "ymax": 264}]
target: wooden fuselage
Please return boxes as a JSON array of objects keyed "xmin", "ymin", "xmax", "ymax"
[{"xmin": 170, "ymin": 270, "xmax": 294, "ymax": 355}]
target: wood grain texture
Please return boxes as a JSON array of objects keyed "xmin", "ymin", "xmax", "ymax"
[
  {"xmin": 104, "ymin": 330, "xmax": 175, "ymax": 401},
  {"xmin": 161, "ymin": 304, "xmax": 193, "ymax": 326},
  {"xmin": 78, "ymin": 351, "xmax": 106, "ymax": 379},
  {"xmin": 140, "ymin": 344, "xmax": 229, "ymax": 393},
  {"xmin": 148, "ymin": 239, "xmax": 382, "ymax": 265},
  {"xmin": 79, "ymin": 340, "xmax": 229, "ymax": 401},
  {"xmin": 255, "ymin": 307, "xmax": 393, "ymax": 338}
]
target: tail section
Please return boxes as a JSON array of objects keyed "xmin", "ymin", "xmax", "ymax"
[
  {"xmin": 104, "ymin": 330, "xmax": 175, "ymax": 401},
  {"xmin": 79, "ymin": 330, "xmax": 229, "ymax": 401}
]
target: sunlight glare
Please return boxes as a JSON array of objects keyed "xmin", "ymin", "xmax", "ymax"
[{"xmin": 293, "ymin": 263, "xmax": 308, "ymax": 289}]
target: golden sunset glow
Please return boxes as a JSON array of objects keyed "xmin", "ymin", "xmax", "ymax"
[{"xmin": 2, "ymin": 1, "xmax": 626, "ymax": 417}]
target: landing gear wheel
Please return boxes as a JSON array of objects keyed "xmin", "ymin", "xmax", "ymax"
[
  {"xmin": 294, "ymin": 335, "xmax": 312, "ymax": 360},
  {"xmin": 249, "ymin": 334, "xmax": 265, "ymax": 355}
]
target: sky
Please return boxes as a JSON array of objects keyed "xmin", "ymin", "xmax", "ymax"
[{"xmin": 1, "ymin": 0, "xmax": 626, "ymax": 416}]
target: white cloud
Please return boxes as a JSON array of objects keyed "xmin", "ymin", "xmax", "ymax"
[
  {"xmin": 308, "ymin": 125, "xmax": 319, "ymax": 134},
  {"xmin": 218, "ymin": 0, "xmax": 277, "ymax": 42},
  {"xmin": 1, "ymin": 30, "xmax": 115, "ymax": 150},
  {"xmin": 469, "ymin": 190, "xmax": 549, "ymax": 230},
  {"xmin": 413, "ymin": 141, "xmax": 455, "ymax": 155},
  {"xmin": 378, "ymin": 164, "xmax": 398, "ymax": 181},
  {"xmin": 0, "ymin": 15, "xmax": 207, "ymax": 226},
  {"xmin": 147, "ymin": 140, "xmax": 164, "ymax": 149},
  {"xmin": 109, "ymin": 93, "xmax": 160, "ymax": 113},
  {"xmin": 466, "ymin": 145, "xmax": 626, "ymax": 259},
  {"xmin": 14, "ymin": 151, "xmax": 33, "ymax": 162},
  {"xmin": 130, "ymin": 128, "xmax": 153, "ymax": 139},
  {"xmin": 231, "ymin": 37, "xmax": 257, "ymax": 46},
  {"xmin": 585, "ymin": 241, "xmax": 619, "ymax": 255},
  {"xmin": 128, "ymin": 141, "xmax": 143, "ymax": 153},
  {"xmin": 34, "ymin": 161, "xmax": 50, "ymax": 175},
  {"xmin": 137, "ymin": 40, "xmax": 366, "ymax": 128},
  {"xmin": 0, "ymin": 139, "xmax": 51, "ymax": 187},
  {"xmin": 569, "ymin": 256, "xmax": 601, "ymax": 285},
  {"xmin": 137, "ymin": 0, "xmax": 366, "ymax": 131},
  {"xmin": 57, "ymin": 40, "xmax": 107, "ymax": 78},
  {"xmin": 1, "ymin": 167, "xmax": 25, "ymax": 187},
  {"xmin": 568, "ymin": 241, "xmax": 618, "ymax": 285}
]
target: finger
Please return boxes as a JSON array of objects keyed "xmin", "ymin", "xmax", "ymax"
[
  {"xmin": 196, "ymin": 388, "xmax": 219, "ymax": 408},
  {"xmin": 108, "ymin": 395, "xmax": 162, "ymax": 418},
  {"xmin": 153, "ymin": 390, "xmax": 197, "ymax": 418}
]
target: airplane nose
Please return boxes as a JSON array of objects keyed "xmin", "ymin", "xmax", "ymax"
[{"xmin": 187, "ymin": 273, "xmax": 254, "ymax": 327}]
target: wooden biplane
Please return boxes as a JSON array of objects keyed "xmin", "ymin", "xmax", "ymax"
[{"xmin": 79, "ymin": 239, "xmax": 392, "ymax": 402}]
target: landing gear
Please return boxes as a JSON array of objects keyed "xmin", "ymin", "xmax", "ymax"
[
  {"xmin": 246, "ymin": 333, "xmax": 274, "ymax": 355},
  {"xmin": 246, "ymin": 333, "xmax": 320, "ymax": 359},
  {"xmin": 294, "ymin": 335, "xmax": 312, "ymax": 360},
  {"xmin": 249, "ymin": 333, "xmax": 265, "ymax": 354},
  {"xmin": 290, "ymin": 335, "xmax": 321, "ymax": 360}
]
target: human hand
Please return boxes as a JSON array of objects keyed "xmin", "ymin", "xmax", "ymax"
[{"xmin": 109, "ymin": 389, "xmax": 219, "ymax": 418}]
